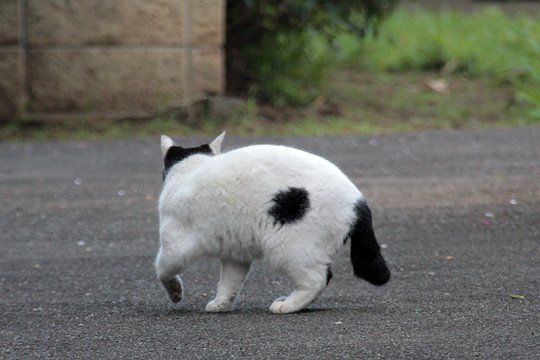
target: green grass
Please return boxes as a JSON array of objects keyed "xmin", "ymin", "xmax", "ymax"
[{"xmin": 337, "ymin": 6, "xmax": 540, "ymax": 119}]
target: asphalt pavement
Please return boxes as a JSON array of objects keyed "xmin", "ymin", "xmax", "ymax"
[{"xmin": 1, "ymin": 127, "xmax": 538, "ymax": 359}]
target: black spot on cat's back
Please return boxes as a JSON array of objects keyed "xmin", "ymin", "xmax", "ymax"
[
  {"xmin": 268, "ymin": 187, "xmax": 310, "ymax": 226},
  {"xmin": 163, "ymin": 144, "xmax": 212, "ymax": 180}
]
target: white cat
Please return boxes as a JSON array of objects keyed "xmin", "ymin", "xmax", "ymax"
[{"xmin": 156, "ymin": 132, "xmax": 390, "ymax": 314}]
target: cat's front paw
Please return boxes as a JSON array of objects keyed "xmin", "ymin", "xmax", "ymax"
[
  {"xmin": 205, "ymin": 299, "xmax": 234, "ymax": 313},
  {"xmin": 164, "ymin": 276, "xmax": 183, "ymax": 303}
]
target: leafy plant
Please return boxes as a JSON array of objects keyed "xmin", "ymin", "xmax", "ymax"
[
  {"xmin": 225, "ymin": 0, "xmax": 397, "ymax": 105},
  {"xmin": 337, "ymin": 7, "xmax": 540, "ymax": 119}
]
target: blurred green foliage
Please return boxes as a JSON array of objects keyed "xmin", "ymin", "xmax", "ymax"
[
  {"xmin": 226, "ymin": 0, "xmax": 397, "ymax": 105},
  {"xmin": 337, "ymin": 7, "xmax": 540, "ymax": 119}
]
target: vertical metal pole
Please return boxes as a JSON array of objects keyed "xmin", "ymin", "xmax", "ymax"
[
  {"xmin": 17, "ymin": 0, "xmax": 28, "ymax": 113},
  {"xmin": 183, "ymin": 0, "xmax": 193, "ymax": 107}
]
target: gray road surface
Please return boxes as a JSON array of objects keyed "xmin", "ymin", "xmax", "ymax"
[{"xmin": 1, "ymin": 127, "xmax": 539, "ymax": 359}]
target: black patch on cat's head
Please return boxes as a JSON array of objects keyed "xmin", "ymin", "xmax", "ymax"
[
  {"xmin": 268, "ymin": 187, "xmax": 310, "ymax": 226},
  {"xmin": 162, "ymin": 144, "xmax": 212, "ymax": 180}
]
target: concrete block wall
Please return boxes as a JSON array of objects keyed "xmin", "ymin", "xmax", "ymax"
[{"xmin": 0, "ymin": 0, "xmax": 225, "ymax": 120}]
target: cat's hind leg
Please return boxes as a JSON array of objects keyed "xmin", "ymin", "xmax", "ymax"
[
  {"xmin": 206, "ymin": 260, "xmax": 251, "ymax": 312},
  {"xmin": 270, "ymin": 262, "xmax": 328, "ymax": 314}
]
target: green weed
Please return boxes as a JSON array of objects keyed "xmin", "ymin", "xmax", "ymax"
[
  {"xmin": 337, "ymin": 7, "xmax": 540, "ymax": 119},
  {"xmin": 245, "ymin": 30, "xmax": 333, "ymax": 106}
]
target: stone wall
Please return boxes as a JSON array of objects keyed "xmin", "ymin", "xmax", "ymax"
[{"xmin": 0, "ymin": 0, "xmax": 225, "ymax": 121}]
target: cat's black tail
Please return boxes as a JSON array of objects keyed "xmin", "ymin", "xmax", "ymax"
[{"xmin": 347, "ymin": 199, "xmax": 390, "ymax": 286}]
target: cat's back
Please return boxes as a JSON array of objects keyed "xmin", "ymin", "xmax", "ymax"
[
  {"xmin": 208, "ymin": 144, "xmax": 344, "ymax": 179},
  {"xmin": 197, "ymin": 144, "xmax": 360, "ymax": 200}
]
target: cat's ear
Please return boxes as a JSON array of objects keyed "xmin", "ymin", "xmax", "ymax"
[
  {"xmin": 209, "ymin": 131, "xmax": 226, "ymax": 155},
  {"xmin": 160, "ymin": 135, "xmax": 175, "ymax": 158}
]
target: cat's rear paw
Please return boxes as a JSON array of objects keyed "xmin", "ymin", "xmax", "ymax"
[
  {"xmin": 205, "ymin": 299, "xmax": 234, "ymax": 313},
  {"xmin": 270, "ymin": 296, "xmax": 295, "ymax": 314}
]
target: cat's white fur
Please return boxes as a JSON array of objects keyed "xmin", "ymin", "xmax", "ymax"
[{"xmin": 156, "ymin": 133, "xmax": 365, "ymax": 314}]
